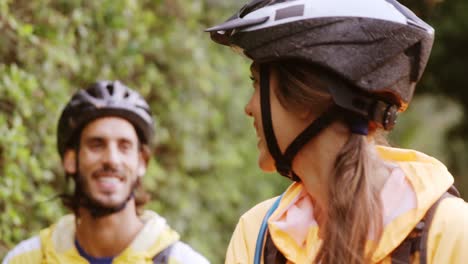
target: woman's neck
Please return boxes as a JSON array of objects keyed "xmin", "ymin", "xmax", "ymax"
[
  {"xmin": 294, "ymin": 130, "xmax": 393, "ymax": 235},
  {"xmin": 293, "ymin": 122, "xmax": 349, "ymax": 219}
]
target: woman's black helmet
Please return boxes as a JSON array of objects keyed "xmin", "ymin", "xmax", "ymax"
[
  {"xmin": 206, "ymin": 0, "xmax": 435, "ymax": 181},
  {"xmin": 57, "ymin": 81, "xmax": 154, "ymax": 158},
  {"xmin": 206, "ymin": 0, "xmax": 435, "ymax": 112}
]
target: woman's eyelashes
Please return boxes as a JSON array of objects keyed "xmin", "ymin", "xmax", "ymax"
[{"xmin": 249, "ymin": 75, "xmax": 259, "ymax": 87}]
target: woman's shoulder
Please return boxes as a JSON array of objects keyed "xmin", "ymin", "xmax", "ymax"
[
  {"xmin": 226, "ymin": 196, "xmax": 281, "ymax": 264},
  {"xmin": 238, "ymin": 196, "xmax": 280, "ymax": 224},
  {"xmin": 431, "ymin": 196, "xmax": 468, "ymax": 229},
  {"xmin": 228, "ymin": 196, "xmax": 282, "ymax": 242},
  {"xmin": 230, "ymin": 196, "xmax": 282, "ymax": 245}
]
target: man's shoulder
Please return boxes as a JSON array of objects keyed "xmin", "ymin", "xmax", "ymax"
[
  {"xmin": 168, "ymin": 241, "xmax": 210, "ymax": 264},
  {"xmin": 132, "ymin": 210, "xmax": 210, "ymax": 263},
  {"xmin": 2, "ymin": 215, "xmax": 74, "ymax": 264},
  {"xmin": 2, "ymin": 236, "xmax": 42, "ymax": 264}
]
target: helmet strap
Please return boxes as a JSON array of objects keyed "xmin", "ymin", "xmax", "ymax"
[
  {"xmin": 259, "ymin": 64, "xmax": 341, "ymax": 181},
  {"xmin": 260, "ymin": 64, "xmax": 299, "ymax": 181}
]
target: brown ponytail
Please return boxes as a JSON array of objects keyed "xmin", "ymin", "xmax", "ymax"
[
  {"xmin": 315, "ymin": 135, "xmax": 382, "ymax": 264},
  {"xmin": 272, "ymin": 60, "xmax": 383, "ymax": 264}
]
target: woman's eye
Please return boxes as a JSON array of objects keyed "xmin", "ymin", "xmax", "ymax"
[{"xmin": 249, "ymin": 75, "xmax": 255, "ymax": 82}]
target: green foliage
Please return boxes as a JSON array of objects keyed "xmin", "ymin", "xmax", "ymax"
[
  {"xmin": 399, "ymin": 0, "xmax": 468, "ymax": 196},
  {"xmin": 390, "ymin": 95, "xmax": 463, "ymax": 163},
  {"xmin": 0, "ymin": 0, "xmax": 288, "ymax": 262},
  {"xmin": 1, "ymin": 0, "xmax": 467, "ymax": 262}
]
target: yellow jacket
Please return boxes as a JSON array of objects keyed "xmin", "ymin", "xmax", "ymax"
[
  {"xmin": 225, "ymin": 146, "xmax": 468, "ymax": 264},
  {"xmin": 3, "ymin": 210, "xmax": 209, "ymax": 264}
]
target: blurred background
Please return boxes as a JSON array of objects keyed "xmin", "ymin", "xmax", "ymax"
[{"xmin": 0, "ymin": 0, "xmax": 467, "ymax": 262}]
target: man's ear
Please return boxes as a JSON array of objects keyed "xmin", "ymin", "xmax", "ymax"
[
  {"xmin": 137, "ymin": 146, "xmax": 150, "ymax": 177},
  {"xmin": 63, "ymin": 149, "xmax": 77, "ymax": 174}
]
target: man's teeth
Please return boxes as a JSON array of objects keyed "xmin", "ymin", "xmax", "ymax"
[{"xmin": 98, "ymin": 177, "xmax": 120, "ymax": 183}]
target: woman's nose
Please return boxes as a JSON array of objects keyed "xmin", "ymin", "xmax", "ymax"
[{"xmin": 244, "ymin": 99, "xmax": 253, "ymax": 117}]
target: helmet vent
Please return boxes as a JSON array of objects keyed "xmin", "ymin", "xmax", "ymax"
[
  {"xmin": 404, "ymin": 41, "xmax": 422, "ymax": 81},
  {"xmin": 239, "ymin": 0, "xmax": 266, "ymax": 18},
  {"xmin": 106, "ymin": 83, "xmax": 114, "ymax": 95},
  {"xmin": 275, "ymin": 4, "xmax": 304, "ymax": 21},
  {"xmin": 87, "ymin": 87, "xmax": 99, "ymax": 98}
]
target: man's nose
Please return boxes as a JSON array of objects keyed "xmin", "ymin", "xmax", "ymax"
[{"xmin": 102, "ymin": 144, "xmax": 120, "ymax": 165}]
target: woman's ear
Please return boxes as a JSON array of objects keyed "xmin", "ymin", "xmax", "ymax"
[
  {"xmin": 300, "ymin": 100, "xmax": 334, "ymax": 122},
  {"xmin": 300, "ymin": 108, "xmax": 316, "ymax": 120},
  {"xmin": 63, "ymin": 149, "xmax": 77, "ymax": 174}
]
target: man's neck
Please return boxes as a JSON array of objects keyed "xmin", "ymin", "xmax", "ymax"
[{"xmin": 75, "ymin": 201, "xmax": 144, "ymax": 258}]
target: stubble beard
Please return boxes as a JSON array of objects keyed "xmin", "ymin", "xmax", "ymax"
[{"xmin": 75, "ymin": 166, "xmax": 138, "ymax": 217}]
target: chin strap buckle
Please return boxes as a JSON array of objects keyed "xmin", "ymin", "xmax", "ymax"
[
  {"xmin": 346, "ymin": 93, "xmax": 399, "ymax": 131},
  {"xmin": 275, "ymin": 163, "xmax": 292, "ymax": 178},
  {"xmin": 372, "ymin": 101, "xmax": 398, "ymax": 130},
  {"xmin": 275, "ymin": 163, "xmax": 301, "ymax": 182},
  {"xmin": 328, "ymin": 82, "xmax": 399, "ymax": 131}
]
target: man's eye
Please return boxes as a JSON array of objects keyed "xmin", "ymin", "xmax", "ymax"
[
  {"xmin": 120, "ymin": 142, "xmax": 132, "ymax": 152},
  {"xmin": 89, "ymin": 141, "xmax": 103, "ymax": 149}
]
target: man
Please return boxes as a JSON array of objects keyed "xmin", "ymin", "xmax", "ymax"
[{"xmin": 2, "ymin": 81, "xmax": 209, "ymax": 264}]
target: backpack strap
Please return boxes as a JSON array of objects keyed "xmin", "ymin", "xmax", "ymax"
[
  {"xmin": 447, "ymin": 184, "xmax": 461, "ymax": 197},
  {"xmin": 391, "ymin": 222, "xmax": 424, "ymax": 264},
  {"xmin": 263, "ymin": 230, "xmax": 287, "ymax": 264},
  {"xmin": 153, "ymin": 243, "xmax": 174, "ymax": 264},
  {"xmin": 418, "ymin": 190, "xmax": 458, "ymax": 264},
  {"xmin": 391, "ymin": 185, "xmax": 460, "ymax": 264}
]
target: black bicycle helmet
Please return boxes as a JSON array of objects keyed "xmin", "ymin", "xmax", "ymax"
[
  {"xmin": 206, "ymin": 0, "xmax": 434, "ymax": 112},
  {"xmin": 57, "ymin": 81, "xmax": 154, "ymax": 158},
  {"xmin": 206, "ymin": 0, "xmax": 435, "ymax": 181}
]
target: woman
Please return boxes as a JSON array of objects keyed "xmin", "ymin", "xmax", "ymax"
[{"xmin": 206, "ymin": 0, "xmax": 468, "ymax": 263}]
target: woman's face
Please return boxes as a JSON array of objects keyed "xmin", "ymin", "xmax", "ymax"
[{"xmin": 245, "ymin": 63, "xmax": 315, "ymax": 173}]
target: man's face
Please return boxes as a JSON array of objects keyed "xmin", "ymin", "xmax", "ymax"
[{"xmin": 66, "ymin": 117, "xmax": 146, "ymax": 209}]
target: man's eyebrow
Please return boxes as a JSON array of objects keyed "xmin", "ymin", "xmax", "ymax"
[
  {"xmin": 84, "ymin": 136, "xmax": 104, "ymax": 143},
  {"xmin": 118, "ymin": 137, "xmax": 134, "ymax": 144}
]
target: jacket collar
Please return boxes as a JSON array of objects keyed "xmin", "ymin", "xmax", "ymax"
[
  {"xmin": 267, "ymin": 146, "xmax": 454, "ymax": 263},
  {"xmin": 39, "ymin": 210, "xmax": 179, "ymax": 263}
]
